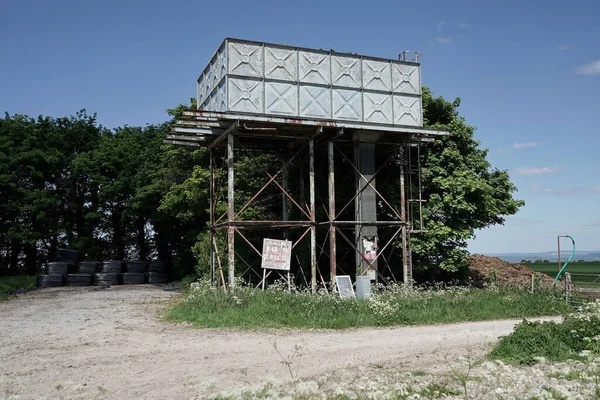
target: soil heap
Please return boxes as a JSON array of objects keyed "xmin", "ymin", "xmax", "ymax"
[{"xmin": 469, "ymin": 254, "xmax": 555, "ymax": 288}]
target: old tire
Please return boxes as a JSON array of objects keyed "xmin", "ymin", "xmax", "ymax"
[
  {"xmin": 148, "ymin": 261, "xmax": 166, "ymax": 273},
  {"xmin": 44, "ymin": 262, "xmax": 70, "ymax": 275},
  {"xmin": 100, "ymin": 260, "xmax": 123, "ymax": 273},
  {"xmin": 56, "ymin": 248, "xmax": 82, "ymax": 263},
  {"xmin": 36, "ymin": 274, "xmax": 64, "ymax": 288},
  {"xmin": 93, "ymin": 273, "xmax": 119, "ymax": 286},
  {"xmin": 66, "ymin": 274, "xmax": 93, "ymax": 286},
  {"xmin": 126, "ymin": 260, "xmax": 147, "ymax": 273},
  {"xmin": 78, "ymin": 261, "xmax": 99, "ymax": 274},
  {"xmin": 147, "ymin": 272, "xmax": 168, "ymax": 284},
  {"xmin": 121, "ymin": 273, "xmax": 146, "ymax": 285}
]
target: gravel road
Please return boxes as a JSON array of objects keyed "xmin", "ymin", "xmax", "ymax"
[{"xmin": 0, "ymin": 286, "xmax": 559, "ymax": 399}]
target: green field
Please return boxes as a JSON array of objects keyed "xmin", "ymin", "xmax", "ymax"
[{"xmin": 527, "ymin": 261, "xmax": 600, "ymax": 285}]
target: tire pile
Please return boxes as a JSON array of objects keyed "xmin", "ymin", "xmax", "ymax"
[{"xmin": 36, "ymin": 248, "xmax": 168, "ymax": 288}]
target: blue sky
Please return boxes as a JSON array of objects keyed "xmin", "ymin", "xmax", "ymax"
[{"xmin": 1, "ymin": 0, "xmax": 599, "ymax": 254}]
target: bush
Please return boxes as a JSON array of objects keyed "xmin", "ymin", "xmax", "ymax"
[{"xmin": 489, "ymin": 300, "xmax": 600, "ymax": 365}]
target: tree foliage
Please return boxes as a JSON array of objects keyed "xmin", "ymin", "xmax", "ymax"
[
  {"xmin": 0, "ymin": 88, "xmax": 523, "ymax": 279},
  {"xmin": 0, "ymin": 109, "xmax": 200, "ymax": 277},
  {"xmin": 413, "ymin": 88, "xmax": 524, "ymax": 272}
]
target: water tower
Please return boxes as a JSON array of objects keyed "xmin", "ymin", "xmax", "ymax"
[{"xmin": 167, "ymin": 38, "xmax": 449, "ymax": 291}]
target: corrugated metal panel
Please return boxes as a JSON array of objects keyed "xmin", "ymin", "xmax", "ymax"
[{"xmin": 196, "ymin": 38, "xmax": 424, "ymax": 127}]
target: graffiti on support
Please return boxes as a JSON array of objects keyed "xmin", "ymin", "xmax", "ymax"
[{"xmin": 261, "ymin": 238, "xmax": 292, "ymax": 270}]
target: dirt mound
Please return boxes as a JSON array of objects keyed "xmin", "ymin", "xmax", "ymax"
[{"xmin": 469, "ymin": 254, "xmax": 555, "ymax": 288}]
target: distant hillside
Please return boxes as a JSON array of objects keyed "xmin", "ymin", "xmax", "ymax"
[{"xmin": 480, "ymin": 250, "xmax": 600, "ymax": 263}]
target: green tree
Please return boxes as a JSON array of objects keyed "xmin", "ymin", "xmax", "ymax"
[{"xmin": 411, "ymin": 88, "xmax": 524, "ymax": 272}]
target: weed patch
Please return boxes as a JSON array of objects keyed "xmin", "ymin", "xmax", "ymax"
[
  {"xmin": 0, "ymin": 275, "xmax": 35, "ymax": 300},
  {"xmin": 167, "ymin": 279, "xmax": 571, "ymax": 329},
  {"xmin": 489, "ymin": 299, "xmax": 600, "ymax": 365}
]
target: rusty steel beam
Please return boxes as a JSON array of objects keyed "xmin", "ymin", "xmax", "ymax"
[
  {"xmin": 163, "ymin": 139, "xmax": 201, "ymax": 147},
  {"xmin": 337, "ymin": 148, "xmax": 402, "ymax": 220},
  {"xmin": 214, "ymin": 220, "xmax": 314, "ymax": 227},
  {"xmin": 400, "ymin": 147, "xmax": 408, "ymax": 284},
  {"xmin": 309, "ymin": 138, "xmax": 317, "ymax": 292},
  {"xmin": 181, "ymin": 109, "xmax": 450, "ymax": 136},
  {"xmin": 336, "ymin": 226, "xmax": 403, "ymax": 276},
  {"xmin": 233, "ymin": 143, "xmax": 307, "ymax": 220},
  {"xmin": 209, "ymin": 121, "xmax": 240, "ymax": 150},
  {"xmin": 234, "ymin": 228, "xmax": 262, "ymax": 258},
  {"xmin": 227, "ymin": 131, "xmax": 235, "ymax": 290},
  {"xmin": 265, "ymin": 171, "xmax": 312, "ymax": 220},
  {"xmin": 210, "ymin": 148, "xmax": 215, "ymax": 285},
  {"xmin": 328, "ymin": 140, "xmax": 336, "ymax": 285},
  {"xmin": 334, "ymin": 144, "xmax": 399, "ymax": 221},
  {"xmin": 292, "ymin": 227, "xmax": 312, "ymax": 250},
  {"xmin": 321, "ymin": 221, "xmax": 406, "ymax": 226}
]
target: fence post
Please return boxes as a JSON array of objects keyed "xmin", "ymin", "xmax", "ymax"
[
  {"xmin": 565, "ymin": 272, "xmax": 571, "ymax": 304},
  {"xmin": 531, "ymin": 273, "xmax": 535, "ymax": 293}
]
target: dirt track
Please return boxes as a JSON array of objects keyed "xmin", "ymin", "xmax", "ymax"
[{"xmin": 0, "ymin": 286, "xmax": 559, "ymax": 399}]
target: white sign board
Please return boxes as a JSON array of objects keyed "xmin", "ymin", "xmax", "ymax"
[{"xmin": 261, "ymin": 238, "xmax": 292, "ymax": 271}]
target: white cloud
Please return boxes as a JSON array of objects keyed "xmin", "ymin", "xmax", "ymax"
[
  {"xmin": 516, "ymin": 167, "xmax": 559, "ymax": 175},
  {"xmin": 557, "ymin": 44, "xmax": 571, "ymax": 51},
  {"xmin": 532, "ymin": 184, "xmax": 600, "ymax": 195},
  {"xmin": 437, "ymin": 21, "xmax": 446, "ymax": 29},
  {"xmin": 512, "ymin": 141, "xmax": 539, "ymax": 149},
  {"xmin": 575, "ymin": 60, "xmax": 600, "ymax": 76},
  {"xmin": 457, "ymin": 23, "xmax": 472, "ymax": 29},
  {"xmin": 432, "ymin": 37, "xmax": 453, "ymax": 45}
]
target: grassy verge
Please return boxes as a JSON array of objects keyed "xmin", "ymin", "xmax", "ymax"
[
  {"xmin": 488, "ymin": 300, "xmax": 600, "ymax": 365},
  {"xmin": 166, "ymin": 280, "xmax": 571, "ymax": 329},
  {"xmin": 0, "ymin": 275, "xmax": 36, "ymax": 301}
]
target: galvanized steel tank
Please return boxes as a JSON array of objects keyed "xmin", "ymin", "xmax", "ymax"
[{"xmin": 197, "ymin": 38, "xmax": 423, "ymax": 128}]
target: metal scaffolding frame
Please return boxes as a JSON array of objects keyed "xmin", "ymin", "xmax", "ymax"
[{"xmin": 167, "ymin": 110, "xmax": 447, "ymax": 291}]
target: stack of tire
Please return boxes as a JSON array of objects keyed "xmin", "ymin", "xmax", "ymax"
[
  {"xmin": 36, "ymin": 261, "xmax": 69, "ymax": 288},
  {"xmin": 94, "ymin": 260, "xmax": 122, "ymax": 286},
  {"xmin": 121, "ymin": 260, "xmax": 147, "ymax": 285},
  {"xmin": 148, "ymin": 261, "xmax": 168, "ymax": 284},
  {"xmin": 37, "ymin": 248, "xmax": 83, "ymax": 288},
  {"xmin": 37, "ymin": 250, "xmax": 168, "ymax": 288}
]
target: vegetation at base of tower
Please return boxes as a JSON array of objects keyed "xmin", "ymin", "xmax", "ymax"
[
  {"xmin": 167, "ymin": 280, "xmax": 569, "ymax": 329},
  {"xmin": 0, "ymin": 87, "xmax": 523, "ymax": 279}
]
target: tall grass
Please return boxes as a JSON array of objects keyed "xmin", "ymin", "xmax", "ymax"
[
  {"xmin": 166, "ymin": 280, "xmax": 571, "ymax": 329},
  {"xmin": 0, "ymin": 275, "xmax": 36, "ymax": 301},
  {"xmin": 489, "ymin": 299, "xmax": 600, "ymax": 365}
]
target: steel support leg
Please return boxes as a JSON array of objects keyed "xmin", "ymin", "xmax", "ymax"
[
  {"xmin": 210, "ymin": 148, "xmax": 215, "ymax": 285},
  {"xmin": 309, "ymin": 138, "xmax": 317, "ymax": 292},
  {"xmin": 400, "ymin": 147, "xmax": 408, "ymax": 284},
  {"xmin": 227, "ymin": 132, "xmax": 235, "ymax": 290},
  {"xmin": 328, "ymin": 141, "xmax": 336, "ymax": 286}
]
